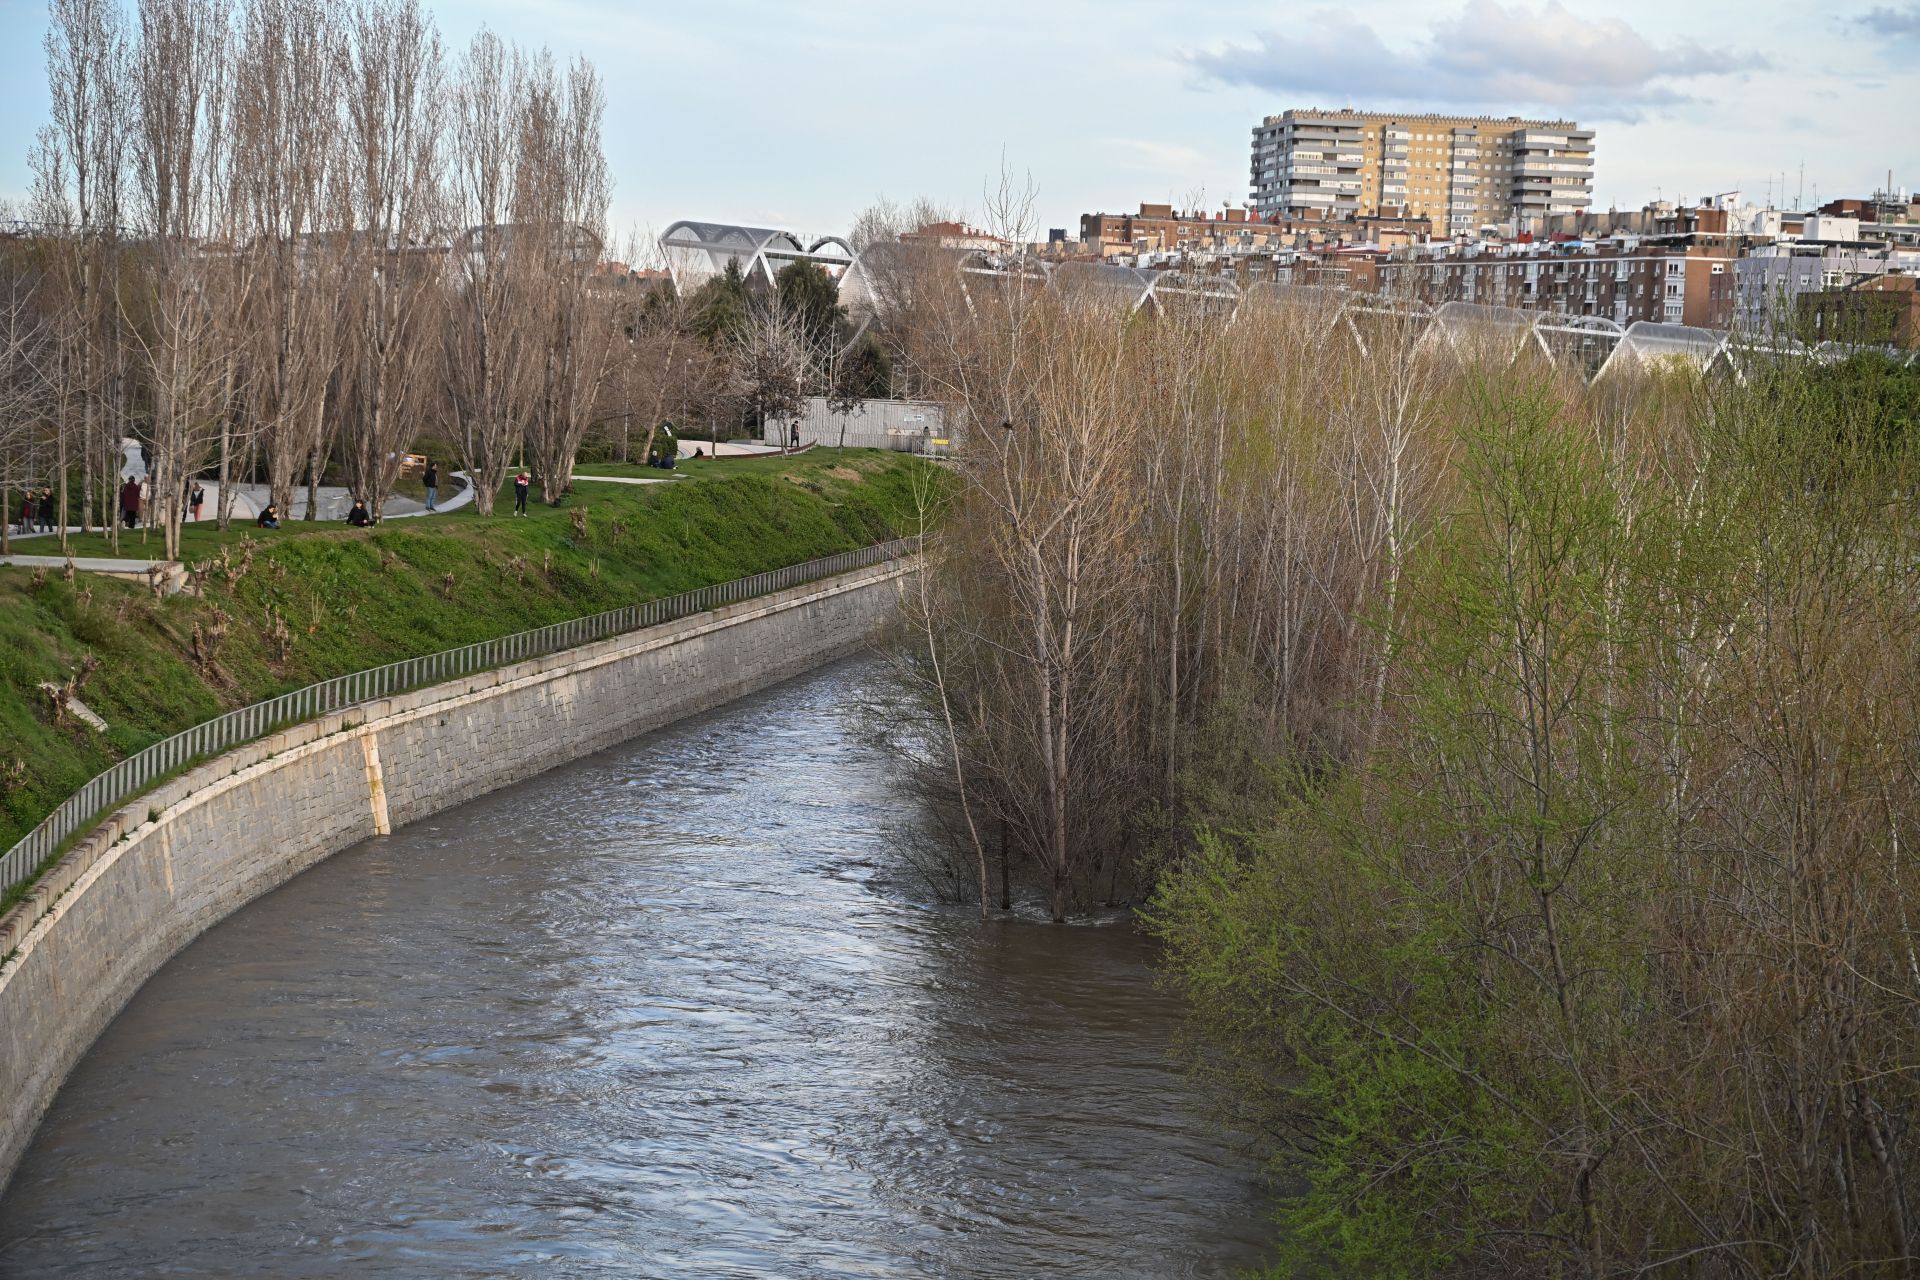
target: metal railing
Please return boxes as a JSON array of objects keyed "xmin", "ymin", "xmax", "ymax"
[{"xmin": 2, "ymin": 538, "xmax": 913, "ymax": 903}]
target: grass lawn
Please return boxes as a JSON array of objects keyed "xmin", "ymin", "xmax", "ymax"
[{"xmin": 0, "ymin": 447, "xmax": 941, "ymax": 857}]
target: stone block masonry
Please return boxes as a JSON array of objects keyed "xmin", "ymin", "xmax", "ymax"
[{"xmin": 0, "ymin": 560, "xmax": 909, "ymax": 1192}]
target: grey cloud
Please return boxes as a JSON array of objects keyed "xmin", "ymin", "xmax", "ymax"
[
  {"xmin": 1854, "ymin": 4, "xmax": 1920, "ymax": 33},
  {"xmin": 1186, "ymin": 0, "xmax": 1766, "ymax": 121}
]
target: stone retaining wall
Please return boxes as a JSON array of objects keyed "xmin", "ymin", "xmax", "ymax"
[{"xmin": 0, "ymin": 561, "xmax": 906, "ymax": 1191}]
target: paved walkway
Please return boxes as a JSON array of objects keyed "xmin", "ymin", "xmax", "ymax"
[
  {"xmin": 0, "ymin": 554, "xmax": 171, "ymax": 574},
  {"xmin": 571, "ymin": 473, "xmax": 678, "ymax": 487},
  {"xmin": 0, "ymin": 552, "xmax": 186, "ymax": 595},
  {"xmin": 570, "ymin": 441, "xmax": 783, "ymax": 487},
  {"xmin": 700, "ymin": 441, "xmax": 781, "ymax": 457},
  {"xmin": 108, "ymin": 438, "xmax": 475, "ymax": 522},
  {"xmin": 8, "ymin": 473, "xmax": 475, "ymax": 543}
]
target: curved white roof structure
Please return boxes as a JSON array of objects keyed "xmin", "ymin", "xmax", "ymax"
[
  {"xmin": 1589, "ymin": 322, "xmax": 1727, "ymax": 382},
  {"xmin": 659, "ymin": 220, "xmax": 855, "ymax": 292}
]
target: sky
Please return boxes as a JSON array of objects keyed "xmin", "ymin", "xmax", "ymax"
[{"xmin": 0, "ymin": 0, "xmax": 1915, "ymax": 245}]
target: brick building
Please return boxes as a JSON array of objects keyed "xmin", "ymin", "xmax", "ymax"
[
  {"xmin": 1797, "ymin": 274, "xmax": 1920, "ymax": 348},
  {"xmin": 1077, "ymin": 201, "xmax": 1431, "ymax": 259}
]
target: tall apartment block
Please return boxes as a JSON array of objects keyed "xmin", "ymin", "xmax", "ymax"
[{"xmin": 1249, "ymin": 110, "xmax": 1594, "ymax": 236}]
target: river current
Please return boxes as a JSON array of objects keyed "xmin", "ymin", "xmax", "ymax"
[{"xmin": 0, "ymin": 659, "xmax": 1270, "ymax": 1278}]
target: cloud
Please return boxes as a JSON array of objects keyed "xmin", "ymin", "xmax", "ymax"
[
  {"xmin": 1185, "ymin": 0, "xmax": 1766, "ymax": 121},
  {"xmin": 1853, "ymin": 3, "xmax": 1920, "ymax": 33}
]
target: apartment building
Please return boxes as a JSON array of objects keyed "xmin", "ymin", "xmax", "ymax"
[
  {"xmin": 1076, "ymin": 201, "xmax": 1431, "ymax": 258},
  {"xmin": 1797, "ymin": 274, "xmax": 1919, "ymax": 348},
  {"xmin": 1349, "ymin": 238, "xmax": 1738, "ymax": 327},
  {"xmin": 1736, "ymin": 242, "xmax": 1920, "ymax": 334},
  {"xmin": 1249, "ymin": 109, "xmax": 1594, "ymax": 237},
  {"xmin": 1081, "ymin": 202, "xmax": 1257, "ymax": 252}
]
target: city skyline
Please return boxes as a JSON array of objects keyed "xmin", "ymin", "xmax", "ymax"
[{"xmin": 0, "ymin": 0, "xmax": 1913, "ymax": 242}]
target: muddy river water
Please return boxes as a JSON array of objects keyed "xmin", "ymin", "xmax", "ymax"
[{"xmin": 0, "ymin": 659, "xmax": 1270, "ymax": 1277}]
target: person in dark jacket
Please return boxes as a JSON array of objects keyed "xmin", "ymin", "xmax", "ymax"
[
  {"xmin": 255, "ymin": 503, "xmax": 280, "ymax": 530},
  {"xmin": 120, "ymin": 477, "xmax": 141, "ymax": 529},
  {"xmin": 513, "ymin": 471, "xmax": 530, "ymax": 516},
  {"xmin": 346, "ymin": 499, "xmax": 374, "ymax": 527},
  {"xmin": 37, "ymin": 488, "xmax": 55, "ymax": 533},
  {"xmin": 14, "ymin": 491, "xmax": 30, "ymax": 534},
  {"xmin": 422, "ymin": 460, "xmax": 438, "ymax": 512},
  {"xmin": 189, "ymin": 482, "xmax": 205, "ymax": 522}
]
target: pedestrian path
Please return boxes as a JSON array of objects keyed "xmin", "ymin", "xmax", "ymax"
[
  {"xmin": 0, "ymin": 554, "xmax": 169, "ymax": 573},
  {"xmin": 110, "ymin": 437, "xmax": 474, "ymax": 521},
  {"xmin": 570, "ymin": 473, "xmax": 678, "ymax": 487},
  {"xmin": 0, "ymin": 552, "xmax": 186, "ymax": 595}
]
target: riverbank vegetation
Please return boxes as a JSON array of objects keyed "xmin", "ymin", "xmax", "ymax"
[
  {"xmin": 0, "ymin": 449, "xmax": 928, "ymax": 855},
  {"xmin": 864, "ymin": 216, "xmax": 1920, "ymax": 1272}
]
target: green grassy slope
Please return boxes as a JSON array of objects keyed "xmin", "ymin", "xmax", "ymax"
[{"xmin": 0, "ymin": 448, "xmax": 935, "ymax": 857}]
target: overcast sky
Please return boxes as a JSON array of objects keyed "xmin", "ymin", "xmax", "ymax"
[{"xmin": 0, "ymin": 0, "xmax": 1914, "ymax": 243}]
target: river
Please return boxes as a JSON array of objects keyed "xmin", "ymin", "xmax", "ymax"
[{"xmin": 0, "ymin": 659, "xmax": 1271, "ymax": 1278}]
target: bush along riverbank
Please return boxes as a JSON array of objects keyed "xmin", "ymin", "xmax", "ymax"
[
  {"xmin": 1147, "ymin": 366, "xmax": 1920, "ymax": 1277},
  {"xmin": 0, "ymin": 449, "xmax": 937, "ymax": 861}
]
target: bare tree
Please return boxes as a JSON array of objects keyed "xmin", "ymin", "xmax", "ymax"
[
  {"xmin": 595, "ymin": 253, "xmax": 717, "ymax": 466},
  {"xmin": 232, "ymin": 0, "xmax": 345, "ymax": 524},
  {"xmin": 442, "ymin": 28, "xmax": 538, "ymax": 515},
  {"xmin": 728, "ymin": 296, "xmax": 823, "ymax": 445},
  {"xmin": 517, "ymin": 52, "xmax": 613, "ymax": 505},
  {"xmin": 0, "ymin": 244, "xmax": 52, "ymax": 556},
  {"xmin": 123, "ymin": 0, "xmax": 241, "ymax": 560},
  {"xmin": 337, "ymin": 0, "xmax": 444, "ymax": 519},
  {"xmin": 37, "ymin": 0, "xmax": 131, "ymax": 548}
]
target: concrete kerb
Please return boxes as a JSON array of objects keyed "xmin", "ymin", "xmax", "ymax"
[{"xmin": 0, "ymin": 556, "xmax": 912, "ymax": 1194}]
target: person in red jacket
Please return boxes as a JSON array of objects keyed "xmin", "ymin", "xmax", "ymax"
[{"xmin": 120, "ymin": 477, "xmax": 142, "ymax": 529}]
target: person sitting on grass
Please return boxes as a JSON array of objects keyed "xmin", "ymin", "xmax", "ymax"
[
  {"xmin": 347, "ymin": 498, "xmax": 374, "ymax": 527},
  {"xmin": 255, "ymin": 503, "xmax": 281, "ymax": 530}
]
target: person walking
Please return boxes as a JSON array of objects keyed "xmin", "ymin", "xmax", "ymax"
[
  {"xmin": 189, "ymin": 482, "xmax": 205, "ymax": 522},
  {"xmin": 37, "ymin": 487, "xmax": 55, "ymax": 533},
  {"xmin": 513, "ymin": 471, "xmax": 530, "ymax": 516},
  {"xmin": 422, "ymin": 459, "xmax": 438, "ymax": 512},
  {"xmin": 120, "ymin": 477, "xmax": 141, "ymax": 529},
  {"xmin": 14, "ymin": 490, "xmax": 31, "ymax": 534}
]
